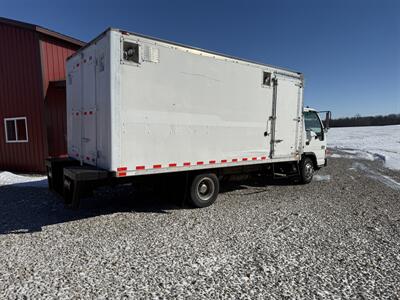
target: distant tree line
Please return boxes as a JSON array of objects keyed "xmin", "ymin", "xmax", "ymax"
[{"xmin": 330, "ymin": 114, "xmax": 400, "ymax": 127}]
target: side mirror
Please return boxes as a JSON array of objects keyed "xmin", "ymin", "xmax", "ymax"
[
  {"xmin": 324, "ymin": 111, "xmax": 331, "ymax": 130},
  {"xmin": 310, "ymin": 131, "xmax": 317, "ymax": 139},
  {"xmin": 306, "ymin": 130, "xmax": 317, "ymax": 140},
  {"xmin": 317, "ymin": 110, "xmax": 332, "ymax": 131}
]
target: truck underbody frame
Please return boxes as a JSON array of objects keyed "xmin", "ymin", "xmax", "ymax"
[{"xmin": 46, "ymin": 156, "xmax": 307, "ymax": 209}]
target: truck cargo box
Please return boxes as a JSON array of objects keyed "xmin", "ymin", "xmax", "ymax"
[{"xmin": 66, "ymin": 28, "xmax": 304, "ymax": 178}]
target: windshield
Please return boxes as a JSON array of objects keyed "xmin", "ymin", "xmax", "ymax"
[{"xmin": 304, "ymin": 111, "xmax": 324, "ymax": 140}]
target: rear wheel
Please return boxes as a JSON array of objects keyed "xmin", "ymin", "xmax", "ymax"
[
  {"xmin": 300, "ymin": 157, "xmax": 314, "ymax": 184},
  {"xmin": 189, "ymin": 173, "xmax": 219, "ymax": 208}
]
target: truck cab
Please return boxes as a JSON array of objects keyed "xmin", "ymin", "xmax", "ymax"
[{"xmin": 303, "ymin": 107, "xmax": 330, "ymax": 169}]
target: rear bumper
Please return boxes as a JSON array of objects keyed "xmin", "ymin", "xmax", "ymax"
[{"xmin": 45, "ymin": 157, "xmax": 80, "ymax": 194}]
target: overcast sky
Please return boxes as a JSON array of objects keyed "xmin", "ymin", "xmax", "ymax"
[{"xmin": 1, "ymin": 0, "xmax": 399, "ymax": 117}]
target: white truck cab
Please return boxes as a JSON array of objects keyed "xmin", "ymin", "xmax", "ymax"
[{"xmin": 303, "ymin": 107, "xmax": 330, "ymax": 168}]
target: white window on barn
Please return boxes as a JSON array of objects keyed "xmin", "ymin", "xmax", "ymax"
[{"xmin": 4, "ymin": 117, "xmax": 28, "ymax": 143}]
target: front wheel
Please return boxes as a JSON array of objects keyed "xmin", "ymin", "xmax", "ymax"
[
  {"xmin": 189, "ymin": 173, "xmax": 219, "ymax": 208},
  {"xmin": 299, "ymin": 157, "xmax": 314, "ymax": 184}
]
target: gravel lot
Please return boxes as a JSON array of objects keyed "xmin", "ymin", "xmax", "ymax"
[{"xmin": 0, "ymin": 152, "xmax": 399, "ymax": 299}]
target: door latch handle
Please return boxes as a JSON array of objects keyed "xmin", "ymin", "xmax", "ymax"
[
  {"xmin": 81, "ymin": 137, "xmax": 90, "ymax": 143},
  {"xmin": 273, "ymin": 139, "xmax": 283, "ymax": 143},
  {"xmin": 264, "ymin": 131, "xmax": 269, "ymax": 136}
]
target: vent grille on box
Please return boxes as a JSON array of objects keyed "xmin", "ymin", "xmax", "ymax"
[{"xmin": 143, "ymin": 46, "xmax": 159, "ymax": 63}]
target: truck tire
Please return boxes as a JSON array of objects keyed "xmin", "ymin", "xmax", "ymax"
[
  {"xmin": 189, "ymin": 173, "xmax": 219, "ymax": 208},
  {"xmin": 300, "ymin": 157, "xmax": 314, "ymax": 184}
]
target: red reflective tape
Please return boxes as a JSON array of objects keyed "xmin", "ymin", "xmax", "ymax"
[
  {"xmin": 169, "ymin": 163, "xmax": 177, "ymax": 167},
  {"xmin": 209, "ymin": 160, "xmax": 216, "ymax": 164},
  {"xmin": 136, "ymin": 166, "xmax": 145, "ymax": 170},
  {"xmin": 183, "ymin": 162, "xmax": 191, "ymax": 166},
  {"xmin": 118, "ymin": 172, "xmax": 127, "ymax": 177},
  {"xmin": 242, "ymin": 158, "xmax": 248, "ymax": 161},
  {"xmin": 86, "ymin": 156, "xmax": 90, "ymax": 160},
  {"xmin": 89, "ymin": 111, "xmax": 93, "ymax": 115},
  {"xmin": 153, "ymin": 164, "xmax": 162, "ymax": 169},
  {"xmin": 252, "ymin": 157, "xmax": 257, "ymax": 160},
  {"xmin": 76, "ymin": 63, "xmax": 79, "ymax": 67},
  {"xmin": 261, "ymin": 156, "xmax": 267, "ymax": 160},
  {"xmin": 221, "ymin": 159, "xmax": 227, "ymax": 163},
  {"xmin": 117, "ymin": 167, "xmax": 127, "ymax": 171},
  {"xmin": 232, "ymin": 158, "xmax": 238, "ymax": 162},
  {"xmin": 84, "ymin": 112, "xmax": 87, "ymax": 115},
  {"xmin": 76, "ymin": 112, "xmax": 79, "ymax": 116},
  {"xmin": 197, "ymin": 161, "xmax": 204, "ymax": 165}
]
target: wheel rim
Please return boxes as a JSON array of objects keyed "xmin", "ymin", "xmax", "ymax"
[
  {"xmin": 196, "ymin": 177, "xmax": 215, "ymax": 201},
  {"xmin": 304, "ymin": 162, "xmax": 314, "ymax": 180}
]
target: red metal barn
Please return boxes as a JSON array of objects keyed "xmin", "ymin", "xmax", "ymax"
[{"xmin": 0, "ymin": 17, "xmax": 85, "ymax": 172}]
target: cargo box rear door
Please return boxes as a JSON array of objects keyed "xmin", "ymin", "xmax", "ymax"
[
  {"xmin": 80, "ymin": 48, "xmax": 98, "ymax": 165},
  {"xmin": 68, "ymin": 59, "xmax": 82, "ymax": 160},
  {"xmin": 270, "ymin": 74, "xmax": 302, "ymax": 159}
]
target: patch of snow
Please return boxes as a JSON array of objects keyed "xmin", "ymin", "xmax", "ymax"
[
  {"xmin": 330, "ymin": 153, "xmax": 363, "ymax": 160},
  {"xmin": 0, "ymin": 171, "xmax": 47, "ymax": 188},
  {"xmin": 313, "ymin": 174, "xmax": 331, "ymax": 181},
  {"xmin": 328, "ymin": 125, "xmax": 400, "ymax": 170},
  {"xmin": 340, "ymin": 150, "xmax": 375, "ymax": 161},
  {"xmin": 351, "ymin": 162, "xmax": 400, "ymax": 191}
]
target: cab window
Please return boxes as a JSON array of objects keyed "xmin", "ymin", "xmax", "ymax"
[{"xmin": 304, "ymin": 111, "xmax": 324, "ymax": 140}]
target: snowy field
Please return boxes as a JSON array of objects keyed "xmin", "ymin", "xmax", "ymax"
[
  {"xmin": 0, "ymin": 172, "xmax": 47, "ymax": 188},
  {"xmin": 328, "ymin": 125, "xmax": 400, "ymax": 170}
]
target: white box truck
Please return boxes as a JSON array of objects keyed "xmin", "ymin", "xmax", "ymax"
[{"xmin": 46, "ymin": 28, "xmax": 330, "ymax": 208}]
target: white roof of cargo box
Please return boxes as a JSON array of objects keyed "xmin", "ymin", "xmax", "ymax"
[{"xmin": 69, "ymin": 28, "xmax": 302, "ymax": 78}]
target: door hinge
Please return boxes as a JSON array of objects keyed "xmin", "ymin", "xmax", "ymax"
[{"xmin": 272, "ymin": 139, "xmax": 283, "ymax": 144}]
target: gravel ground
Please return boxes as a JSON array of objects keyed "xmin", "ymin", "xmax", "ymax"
[{"xmin": 0, "ymin": 152, "xmax": 399, "ymax": 299}]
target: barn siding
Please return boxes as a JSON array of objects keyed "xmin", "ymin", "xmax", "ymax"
[
  {"xmin": 45, "ymin": 83, "xmax": 67, "ymax": 157},
  {"xmin": 40, "ymin": 37, "xmax": 79, "ymax": 158},
  {"xmin": 0, "ymin": 21, "xmax": 83, "ymax": 173},
  {"xmin": 40, "ymin": 37, "xmax": 77, "ymax": 95},
  {"xmin": 0, "ymin": 23, "xmax": 46, "ymax": 172}
]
